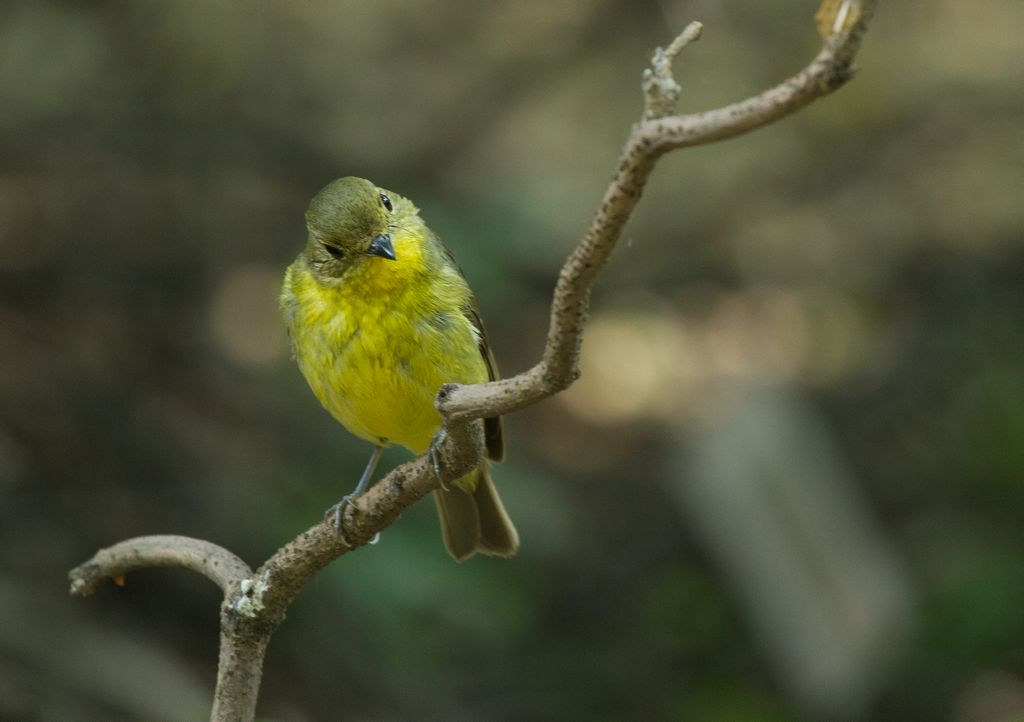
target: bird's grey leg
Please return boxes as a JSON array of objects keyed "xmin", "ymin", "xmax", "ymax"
[{"xmin": 326, "ymin": 444, "xmax": 385, "ymax": 545}]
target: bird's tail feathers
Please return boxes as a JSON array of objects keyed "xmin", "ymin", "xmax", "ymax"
[{"xmin": 433, "ymin": 465, "xmax": 518, "ymax": 562}]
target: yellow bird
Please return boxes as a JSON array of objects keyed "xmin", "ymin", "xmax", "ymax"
[{"xmin": 280, "ymin": 177, "xmax": 518, "ymax": 561}]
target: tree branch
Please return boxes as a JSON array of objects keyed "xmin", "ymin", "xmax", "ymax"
[
  {"xmin": 69, "ymin": 535, "xmax": 251, "ymax": 597},
  {"xmin": 69, "ymin": 5, "xmax": 880, "ymax": 719},
  {"xmin": 437, "ymin": 1, "xmax": 877, "ymax": 422}
]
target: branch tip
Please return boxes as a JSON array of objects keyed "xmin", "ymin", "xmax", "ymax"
[
  {"xmin": 69, "ymin": 575, "xmax": 93, "ymax": 597},
  {"xmin": 665, "ymin": 21, "xmax": 704, "ymax": 59},
  {"xmin": 643, "ymin": 21, "xmax": 704, "ymax": 120},
  {"xmin": 816, "ymin": 0, "xmax": 864, "ymax": 39}
]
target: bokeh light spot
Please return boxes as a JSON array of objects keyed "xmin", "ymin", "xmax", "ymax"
[{"xmin": 209, "ymin": 264, "xmax": 288, "ymax": 368}]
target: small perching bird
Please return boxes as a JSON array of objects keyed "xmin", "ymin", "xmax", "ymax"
[{"xmin": 280, "ymin": 177, "xmax": 518, "ymax": 561}]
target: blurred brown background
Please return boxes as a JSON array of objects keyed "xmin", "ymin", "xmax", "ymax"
[{"xmin": 2, "ymin": 1, "xmax": 1022, "ymax": 720}]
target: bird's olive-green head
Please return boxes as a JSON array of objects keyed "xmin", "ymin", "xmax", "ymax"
[{"xmin": 304, "ymin": 177, "xmax": 397, "ymax": 273}]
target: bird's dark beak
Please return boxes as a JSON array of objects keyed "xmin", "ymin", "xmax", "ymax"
[{"xmin": 367, "ymin": 233, "xmax": 396, "ymax": 261}]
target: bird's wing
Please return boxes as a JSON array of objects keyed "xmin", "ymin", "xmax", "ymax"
[{"xmin": 437, "ymin": 239, "xmax": 506, "ymax": 462}]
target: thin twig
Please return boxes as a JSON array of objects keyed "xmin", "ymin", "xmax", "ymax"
[
  {"xmin": 69, "ymin": 535, "xmax": 251, "ymax": 597},
  {"xmin": 643, "ymin": 20, "xmax": 704, "ymax": 121},
  {"xmin": 436, "ymin": 0, "xmax": 877, "ymax": 423}
]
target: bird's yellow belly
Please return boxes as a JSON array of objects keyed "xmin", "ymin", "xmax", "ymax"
[{"xmin": 293, "ymin": 292, "xmax": 487, "ymax": 455}]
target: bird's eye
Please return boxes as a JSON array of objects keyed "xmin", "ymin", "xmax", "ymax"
[
  {"xmin": 323, "ymin": 243, "xmax": 344, "ymax": 259},
  {"xmin": 380, "ymin": 193, "xmax": 393, "ymax": 212}
]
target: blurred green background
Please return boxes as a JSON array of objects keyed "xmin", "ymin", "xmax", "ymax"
[{"xmin": 2, "ymin": 1, "xmax": 1023, "ymax": 720}]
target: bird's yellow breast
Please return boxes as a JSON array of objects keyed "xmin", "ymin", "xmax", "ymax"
[{"xmin": 281, "ymin": 228, "xmax": 488, "ymax": 455}]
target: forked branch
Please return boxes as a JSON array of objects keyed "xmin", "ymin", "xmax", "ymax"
[{"xmin": 69, "ymin": 5, "xmax": 879, "ymax": 720}]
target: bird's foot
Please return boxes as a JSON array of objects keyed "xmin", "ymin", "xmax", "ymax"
[
  {"xmin": 324, "ymin": 494, "xmax": 381, "ymax": 548},
  {"xmin": 428, "ymin": 429, "xmax": 451, "ymax": 492},
  {"xmin": 324, "ymin": 496, "xmax": 356, "ymax": 547}
]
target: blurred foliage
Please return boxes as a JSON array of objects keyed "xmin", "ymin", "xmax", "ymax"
[{"xmin": 1, "ymin": 1, "xmax": 1023, "ymax": 720}]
